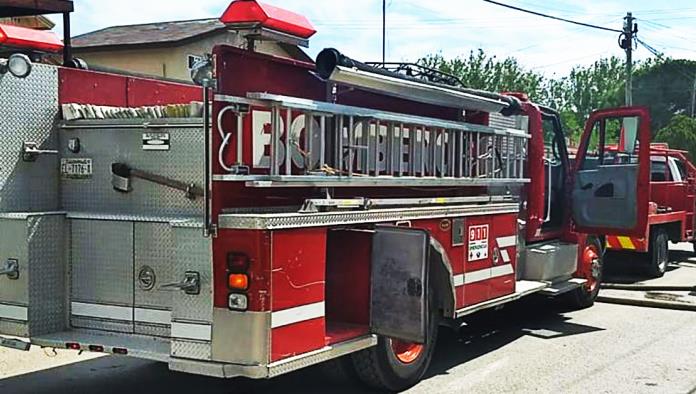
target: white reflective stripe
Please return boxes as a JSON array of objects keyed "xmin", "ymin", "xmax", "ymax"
[
  {"xmin": 171, "ymin": 322, "xmax": 212, "ymax": 341},
  {"xmin": 460, "ymin": 264, "xmax": 515, "ymax": 286},
  {"xmin": 500, "ymin": 249, "xmax": 511, "ymax": 263},
  {"xmin": 464, "ymin": 268, "xmax": 491, "ymax": 284},
  {"xmin": 491, "ymin": 264, "xmax": 514, "ymax": 278},
  {"xmin": 453, "ymin": 274, "xmax": 464, "ymax": 287},
  {"xmin": 134, "ymin": 308, "xmax": 171, "ymax": 325},
  {"xmin": 271, "ymin": 301, "xmax": 325, "ymax": 329},
  {"xmin": 0, "ymin": 304, "xmax": 28, "ymax": 321},
  {"xmin": 71, "ymin": 302, "xmax": 132, "ymax": 321},
  {"xmin": 497, "ymin": 235, "xmax": 517, "ymax": 248}
]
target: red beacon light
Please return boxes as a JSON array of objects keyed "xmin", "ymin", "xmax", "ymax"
[
  {"xmin": 0, "ymin": 23, "xmax": 64, "ymax": 53},
  {"xmin": 220, "ymin": 0, "xmax": 316, "ymax": 47}
]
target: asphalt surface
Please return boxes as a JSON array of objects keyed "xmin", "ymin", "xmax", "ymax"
[{"xmin": 1, "ymin": 245, "xmax": 695, "ymax": 394}]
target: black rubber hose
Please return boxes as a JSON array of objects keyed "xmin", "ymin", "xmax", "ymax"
[{"xmin": 601, "ymin": 283, "xmax": 696, "ymax": 292}]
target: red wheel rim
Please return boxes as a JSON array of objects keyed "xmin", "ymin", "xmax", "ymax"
[
  {"xmin": 581, "ymin": 244, "xmax": 600, "ymax": 292},
  {"xmin": 390, "ymin": 339, "xmax": 424, "ymax": 364}
]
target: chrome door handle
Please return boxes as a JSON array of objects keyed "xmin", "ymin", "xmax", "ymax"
[
  {"xmin": 22, "ymin": 142, "xmax": 58, "ymax": 162},
  {"xmin": 0, "ymin": 259, "xmax": 19, "ymax": 280},
  {"xmin": 159, "ymin": 271, "xmax": 200, "ymax": 295}
]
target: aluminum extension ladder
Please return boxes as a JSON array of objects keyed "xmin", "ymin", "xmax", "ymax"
[{"xmin": 214, "ymin": 92, "xmax": 530, "ymax": 188}]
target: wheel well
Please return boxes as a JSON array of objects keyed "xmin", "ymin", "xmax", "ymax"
[
  {"xmin": 428, "ymin": 239, "xmax": 456, "ymax": 319},
  {"xmin": 652, "ymin": 222, "xmax": 681, "ymax": 243}
]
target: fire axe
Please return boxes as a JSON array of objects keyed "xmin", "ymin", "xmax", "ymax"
[{"xmin": 111, "ymin": 163, "xmax": 204, "ymax": 200}]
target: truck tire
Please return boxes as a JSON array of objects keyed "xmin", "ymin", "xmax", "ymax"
[
  {"xmin": 647, "ymin": 228, "xmax": 669, "ymax": 278},
  {"xmin": 351, "ymin": 294, "xmax": 439, "ymax": 392},
  {"xmin": 567, "ymin": 236, "xmax": 603, "ymax": 309}
]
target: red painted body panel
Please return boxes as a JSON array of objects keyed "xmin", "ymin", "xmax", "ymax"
[
  {"xmin": 325, "ymin": 230, "xmax": 371, "ymax": 326},
  {"xmin": 489, "ymin": 213, "xmax": 518, "ymax": 299},
  {"xmin": 271, "ymin": 317, "xmax": 325, "ymax": 362},
  {"xmin": 58, "ymin": 68, "xmax": 200, "ymax": 107},
  {"xmin": 271, "ymin": 228, "xmax": 326, "ymax": 311},
  {"xmin": 213, "ymin": 229, "xmax": 271, "ymax": 311}
]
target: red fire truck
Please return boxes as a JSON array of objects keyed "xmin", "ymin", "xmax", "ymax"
[
  {"xmin": 0, "ymin": 1, "xmax": 653, "ymax": 391},
  {"xmin": 601, "ymin": 137, "xmax": 696, "ymax": 277}
]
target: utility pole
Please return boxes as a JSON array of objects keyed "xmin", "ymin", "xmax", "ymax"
[
  {"xmin": 620, "ymin": 12, "xmax": 637, "ymax": 106},
  {"xmin": 382, "ymin": 0, "xmax": 386, "ymax": 65}
]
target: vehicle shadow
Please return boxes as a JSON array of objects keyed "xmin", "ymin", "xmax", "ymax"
[
  {"xmin": 423, "ymin": 296, "xmax": 604, "ymax": 381},
  {"xmin": 603, "ymin": 249, "xmax": 686, "ymax": 284},
  {"xmin": 0, "ymin": 297, "xmax": 603, "ymax": 394}
]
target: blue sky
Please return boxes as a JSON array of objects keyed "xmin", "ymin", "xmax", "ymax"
[{"xmin": 48, "ymin": 0, "xmax": 696, "ymax": 76}]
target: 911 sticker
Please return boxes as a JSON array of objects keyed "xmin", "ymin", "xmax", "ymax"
[{"xmin": 468, "ymin": 224, "xmax": 489, "ymax": 261}]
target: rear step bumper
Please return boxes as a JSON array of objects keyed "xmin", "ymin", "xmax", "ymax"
[
  {"xmin": 1, "ymin": 330, "xmax": 377, "ymax": 379},
  {"xmin": 32, "ymin": 329, "xmax": 170, "ymax": 362}
]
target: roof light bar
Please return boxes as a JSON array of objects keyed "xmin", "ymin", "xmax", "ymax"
[
  {"xmin": 0, "ymin": 23, "xmax": 64, "ymax": 53},
  {"xmin": 220, "ymin": 0, "xmax": 316, "ymax": 39}
]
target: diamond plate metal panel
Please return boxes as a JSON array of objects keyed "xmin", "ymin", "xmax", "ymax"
[
  {"xmin": 27, "ymin": 214, "xmax": 67, "ymax": 336},
  {"xmin": 0, "ymin": 64, "xmax": 60, "ymax": 212},
  {"xmin": 171, "ymin": 227, "xmax": 212, "ymax": 324},
  {"xmin": 0, "ymin": 219, "xmax": 29, "ymax": 306},
  {"xmin": 171, "ymin": 226, "xmax": 212, "ymax": 360},
  {"xmin": 134, "ymin": 222, "xmax": 174, "ymax": 336},
  {"xmin": 172, "ymin": 340, "xmax": 212, "ymax": 361},
  {"xmin": 60, "ymin": 126, "xmax": 204, "ymax": 219},
  {"xmin": 70, "ymin": 219, "xmax": 134, "ymax": 332}
]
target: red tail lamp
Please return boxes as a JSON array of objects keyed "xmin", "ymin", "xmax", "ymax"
[
  {"xmin": 0, "ymin": 23, "xmax": 64, "ymax": 53},
  {"xmin": 220, "ymin": 0, "xmax": 316, "ymax": 39}
]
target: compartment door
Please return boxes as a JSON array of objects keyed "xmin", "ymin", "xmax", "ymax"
[
  {"xmin": 370, "ymin": 226, "xmax": 428, "ymax": 343},
  {"xmin": 571, "ymin": 107, "xmax": 651, "ymax": 237}
]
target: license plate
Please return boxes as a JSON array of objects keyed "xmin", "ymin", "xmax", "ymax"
[{"xmin": 61, "ymin": 158, "xmax": 93, "ymax": 179}]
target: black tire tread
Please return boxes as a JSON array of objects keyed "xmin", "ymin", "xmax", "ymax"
[{"xmin": 647, "ymin": 228, "xmax": 668, "ymax": 278}]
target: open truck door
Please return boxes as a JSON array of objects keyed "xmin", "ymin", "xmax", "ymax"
[{"xmin": 571, "ymin": 107, "xmax": 651, "ymax": 237}]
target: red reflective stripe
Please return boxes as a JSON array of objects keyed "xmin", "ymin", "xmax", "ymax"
[
  {"xmin": 605, "ymin": 236, "xmax": 620, "ymax": 249},
  {"xmin": 0, "ymin": 23, "xmax": 63, "ymax": 53}
]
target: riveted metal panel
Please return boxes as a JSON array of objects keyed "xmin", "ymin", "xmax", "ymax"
[
  {"xmin": 60, "ymin": 126, "xmax": 205, "ymax": 218},
  {"xmin": 134, "ymin": 222, "xmax": 174, "ymax": 337},
  {"xmin": 27, "ymin": 214, "xmax": 67, "ymax": 336},
  {"xmin": 70, "ymin": 220, "xmax": 134, "ymax": 332},
  {"xmin": 0, "ymin": 64, "xmax": 60, "ymax": 212}
]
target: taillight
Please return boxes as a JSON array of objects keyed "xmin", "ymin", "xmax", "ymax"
[
  {"xmin": 227, "ymin": 252, "xmax": 250, "ymax": 311},
  {"xmin": 228, "ymin": 273, "xmax": 249, "ymax": 290}
]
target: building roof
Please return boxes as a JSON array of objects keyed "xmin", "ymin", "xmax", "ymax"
[
  {"xmin": 72, "ymin": 18, "xmax": 226, "ymax": 50},
  {"xmin": 0, "ymin": 0, "xmax": 73, "ymax": 17}
]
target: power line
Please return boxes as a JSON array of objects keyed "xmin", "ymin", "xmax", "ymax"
[{"xmin": 481, "ymin": 0, "xmax": 623, "ymax": 33}]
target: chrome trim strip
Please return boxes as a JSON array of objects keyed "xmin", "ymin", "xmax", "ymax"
[
  {"xmin": 71, "ymin": 302, "xmax": 132, "ymax": 321},
  {"xmin": 0, "ymin": 304, "xmax": 28, "ymax": 321},
  {"xmin": 171, "ymin": 322, "xmax": 212, "ymax": 341}
]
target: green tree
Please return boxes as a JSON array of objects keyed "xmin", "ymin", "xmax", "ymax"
[
  {"xmin": 654, "ymin": 114, "xmax": 696, "ymax": 159},
  {"xmin": 418, "ymin": 50, "xmax": 547, "ymax": 101},
  {"xmin": 548, "ymin": 57, "xmax": 625, "ymax": 143},
  {"xmin": 633, "ymin": 58, "xmax": 696, "ymax": 132}
]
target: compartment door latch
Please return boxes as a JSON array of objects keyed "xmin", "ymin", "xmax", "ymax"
[
  {"xmin": 0, "ymin": 259, "xmax": 19, "ymax": 280},
  {"xmin": 159, "ymin": 271, "xmax": 200, "ymax": 295}
]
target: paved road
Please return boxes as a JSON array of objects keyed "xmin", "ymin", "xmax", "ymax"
[
  {"xmin": 2, "ymin": 299, "xmax": 695, "ymax": 394},
  {"xmin": 1, "ymin": 246, "xmax": 696, "ymax": 394}
]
